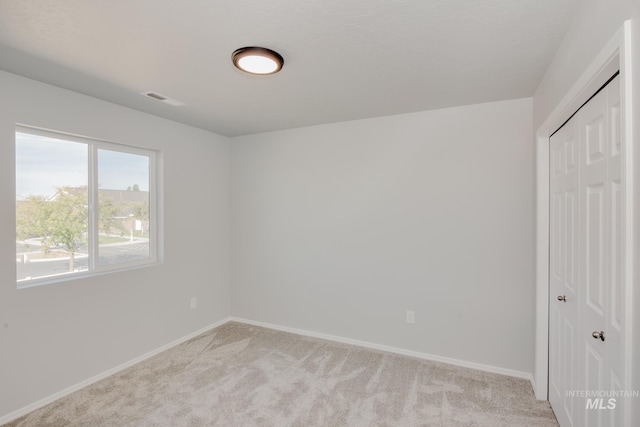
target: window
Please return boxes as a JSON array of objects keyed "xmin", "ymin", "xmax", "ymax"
[{"xmin": 15, "ymin": 127, "xmax": 158, "ymax": 286}]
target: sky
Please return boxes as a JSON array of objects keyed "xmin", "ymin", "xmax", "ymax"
[{"xmin": 16, "ymin": 132, "xmax": 150, "ymax": 200}]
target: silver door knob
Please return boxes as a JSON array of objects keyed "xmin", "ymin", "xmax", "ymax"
[
  {"xmin": 557, "ymin": 295, "xmax": 567, "ymax": 302},
  {"xmin": 592, "ymin": 331, "xmax": 605, "ymax": 341}
]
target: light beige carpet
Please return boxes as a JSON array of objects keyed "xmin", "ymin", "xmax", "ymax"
[{"xmin": 4, "ymin": 322, "xmax": 558, "ymax": 426}]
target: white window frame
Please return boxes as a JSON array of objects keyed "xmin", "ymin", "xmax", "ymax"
[{"xmin": 16, "ymin": 125, "xmax": 160, "ymax": 288}]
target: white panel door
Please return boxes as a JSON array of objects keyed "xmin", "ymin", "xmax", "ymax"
[
  {"xmin": 604, "ymin": 77, "xmax": 624, "ymax": 427},
  {"xmin": 579, "ymin": 78, "xmax": 623, "ymax": 427},
  {"xmin": 580, "ymin": 85, "xmax": 609, "ymax": 427},
  {"xmin": 549, "ymin": 111, "xmax": 583, "ymax": 427},
  {"xmin": 549, "ymin": 75, "xmax": 623, "ymax": 427}
]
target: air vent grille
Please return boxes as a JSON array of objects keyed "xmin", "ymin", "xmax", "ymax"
[
  {"xmin": 141, "ymin": 91, "xmax": 185, "ymax": 107},
  {"xmin": 146, "ymin": 92, "xmax": 166, "ymax": 101}
]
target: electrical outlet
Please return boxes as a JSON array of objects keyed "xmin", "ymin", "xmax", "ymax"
[
  {"xmin": 406, "ymin": 310, "xmax": 415, "ymax": 324},
  {"xmin": 190, "ymin": 297, "xmax": 197, "ymax": 309}
]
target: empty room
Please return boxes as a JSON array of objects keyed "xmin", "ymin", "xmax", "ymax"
[{"xmin": 1, "ymin": 1, "xmax": 639, "ymax": 426}]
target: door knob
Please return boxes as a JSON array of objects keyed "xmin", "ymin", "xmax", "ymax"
[
  {"xmin": 557, "ymin": 295, "xmax": 567, "ymax": 302},
  {"xmin": 592, "ymin": 331, "xmax": 605, "ymax": 341}
]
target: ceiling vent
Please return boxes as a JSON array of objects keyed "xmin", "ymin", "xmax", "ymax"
[{"xmin": 141, "ymin": 91, "xmax": 186, "ymax": 107}]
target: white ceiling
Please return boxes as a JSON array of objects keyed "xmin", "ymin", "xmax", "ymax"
[{"xmin": 0, "ymin": 0, "xmax": 581, "ymax": 137}]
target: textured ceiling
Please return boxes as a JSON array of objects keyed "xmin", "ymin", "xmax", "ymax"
[{"xmin": 0, "ymin": 0, "xmax": 581, "ymax": 137}]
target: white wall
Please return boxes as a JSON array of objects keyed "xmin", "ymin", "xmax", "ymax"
[
  {"xmin": 231, "ymin": 98, "xmax": 534, "ymax": 374},
  {"xmin": 533, "ymin": 0, "xmax": 640, "ymax": 419},
  {"xmin": 0, "ymin": 71, "xmax": 231, "ymax": 418}
]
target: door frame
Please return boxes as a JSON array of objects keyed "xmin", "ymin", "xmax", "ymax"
[{"xmin": 534, "ymin": 21, "xmax": 634, "ymax": 416}]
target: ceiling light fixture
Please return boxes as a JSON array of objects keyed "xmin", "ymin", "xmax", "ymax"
[{"xmin": 232, "ymin": 47, "xmax": 284, "ymax": 75}]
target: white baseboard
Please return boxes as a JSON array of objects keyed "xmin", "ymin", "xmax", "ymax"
[
  {"xmin": 231, "ymin": 317, "xmax": 535, "ymax": 384},
  {"xmin": 0, "ymin": 317, "xmax": 231, "ymax": 426}
]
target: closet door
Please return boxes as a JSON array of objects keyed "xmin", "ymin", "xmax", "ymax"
[
  {"xmin": 549, "ymin": 111, "xmax": 582, "ymax": 427},
  {"xmin": 604, "ymin": 77, "xmax": 623, "ymax": 427},
  {"xmin": 579, "ymin": 76, "xmax": 623, "ymax": 427},
  {"xmin": 549, "ymin": 75, "xmax": 623, "ymax": 427}
]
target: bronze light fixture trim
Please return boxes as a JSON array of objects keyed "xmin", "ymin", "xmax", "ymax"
[{"xmin": 232, "ymin": 47, "xmax": 284, "ymax": 75}]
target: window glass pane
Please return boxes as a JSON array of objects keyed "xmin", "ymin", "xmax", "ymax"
[
  {"xmin": 98, "ymin": 149, "xmax": 150, "ymax": 266},
  {"xmin": 16, "ymin": 132, "xmax": 89, "ymax": 282}
]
